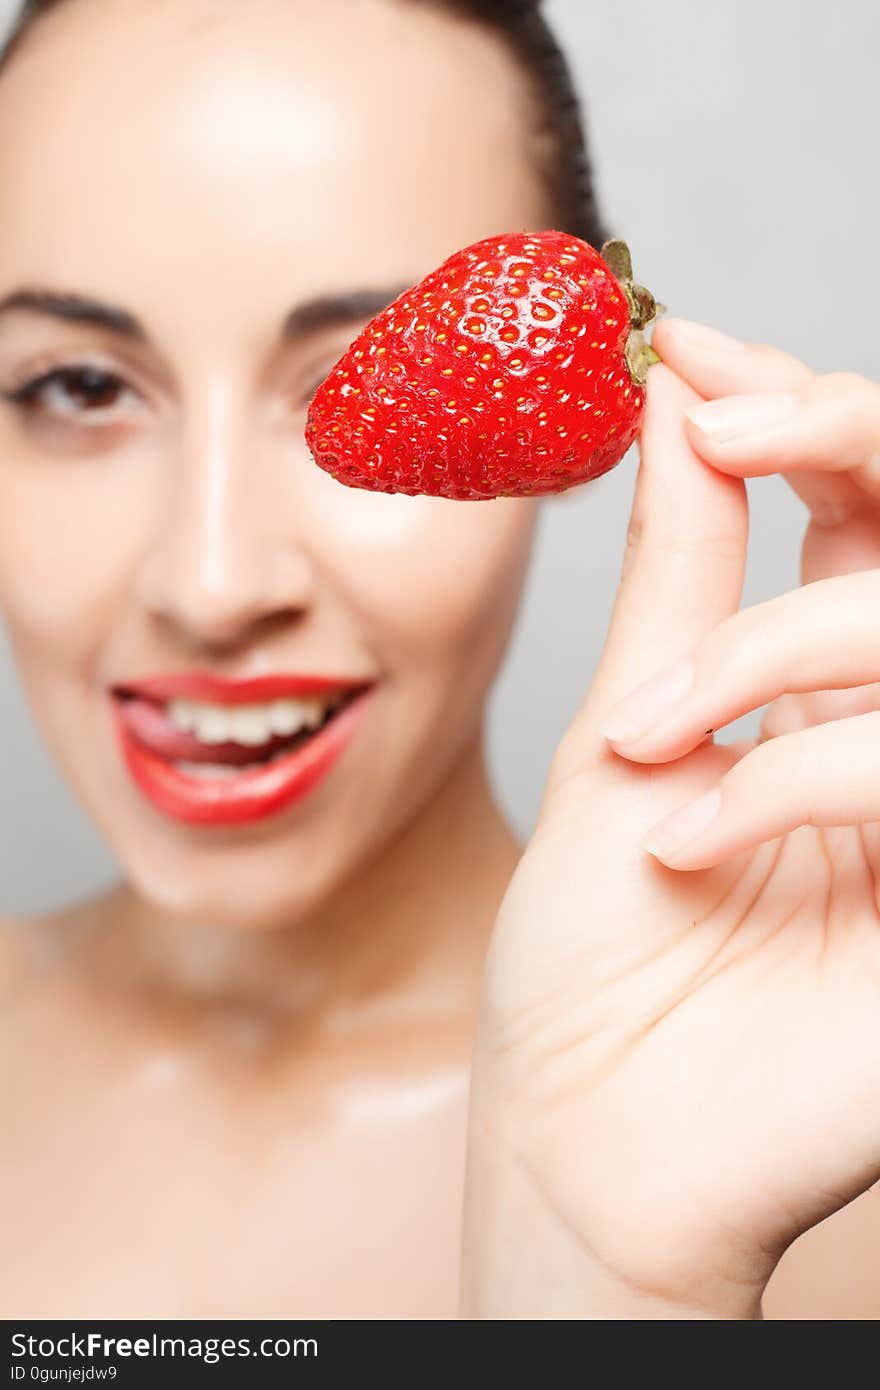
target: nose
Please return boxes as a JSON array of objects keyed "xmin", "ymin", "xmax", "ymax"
[{"xmin": 137, "ymin": 381, "xmax": 315, "ymax": 650}]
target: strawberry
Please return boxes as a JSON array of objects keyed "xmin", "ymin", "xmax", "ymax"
[{"xmin": 305, "ymin": 231, "xmax": 661, "ymax": 501}]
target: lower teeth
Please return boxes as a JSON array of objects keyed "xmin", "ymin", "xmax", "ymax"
[{"xmin": 172, "ymin": 719, "xmax": 333, "ymax": 779}]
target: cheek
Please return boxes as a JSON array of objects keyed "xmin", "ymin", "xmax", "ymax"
[
  {"xmin": 300, "ymin": 465, "xmax": 537, "ymax": 665},
  {"xmin": 0, "ymin": 452, "xmax": 151, "ymax": 664}
]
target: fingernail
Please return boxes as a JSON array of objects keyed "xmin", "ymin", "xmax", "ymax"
[
  {"xmin": 663, "ymin": 319, "xmax": 747, "ymax": 353},
  {"xmin": 643, "ymin": 787, "xmax": 722, "ymax": 862},
  {"xmin": 600, "ymin": 658, "xmax": 695, "ymax": 745},
  {"xmin": 685, "ymin": 392, "xmax": 799, "ymax": 442}
]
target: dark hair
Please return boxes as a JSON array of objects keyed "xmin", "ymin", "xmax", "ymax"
[
  {"xmin": 415, "ymin": 0, "xmax": 609, "ymax": 246},
  {"xmin": 0, "ymin": 0, "xmax": 609, "ymax": 245}
]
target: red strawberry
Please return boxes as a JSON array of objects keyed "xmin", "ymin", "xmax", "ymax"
[{"xmin": 305, "ymin": 231, "xmax": 661, "ymax": 501}]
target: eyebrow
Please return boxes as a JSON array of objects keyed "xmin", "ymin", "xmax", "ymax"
[
  {"xmin": 282, "ymin": 287, "xmax": 407, "ymax": 337},
  {"xmin": 0, "ymin": 285, "xmax": 408, "ymax": 343},
  {"xmin": 0, "ymin": 289, "xmax": 146, "ymax": 339}
]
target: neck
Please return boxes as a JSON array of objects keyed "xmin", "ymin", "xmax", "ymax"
[{"xmin": 87, "ymin": 731, "xmax": 521, "ymax": 1028}]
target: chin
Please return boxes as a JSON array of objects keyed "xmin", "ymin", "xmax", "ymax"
[{"xmin": 121, "ymin": 840, "xmax": 348, "ymax": 933}]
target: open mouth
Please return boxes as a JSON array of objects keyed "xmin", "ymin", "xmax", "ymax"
[
  {"xmin": 115, "ymin": 685, "xmax": 365, "ymax": 774},
  {"xmin": 110, "ymin": 681, "xmax": 375, "ymax": 825}
]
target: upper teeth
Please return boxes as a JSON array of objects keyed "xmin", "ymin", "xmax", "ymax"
[{"xmin": 166, "ymin": 696, "xmax": 336, "ymax": 746}]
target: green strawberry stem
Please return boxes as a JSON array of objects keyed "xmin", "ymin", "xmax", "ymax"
[{"xmin": 600, "ymin": 238, "xmax": 664, "ymax": 386}]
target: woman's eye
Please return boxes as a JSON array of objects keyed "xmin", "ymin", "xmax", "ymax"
[
  {"xmin": 2, "ymin": 365, "xmax": 139, "ymax": 421},
  {"xmin": 300, "ymin": 370, "xmax": 329, "ymax": 407}
]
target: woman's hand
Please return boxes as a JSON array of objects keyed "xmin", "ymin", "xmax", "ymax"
[
  {"xmin": 461, "ymin": 344, "xmax": 880, "ymax": 1319},
  {"xmin": 653, "ymin": 317, "xmax": 880, "ymax": 740}
]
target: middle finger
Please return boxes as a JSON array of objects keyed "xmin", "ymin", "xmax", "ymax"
[{"xmin": 599, "ymin": 568, "xmax": 880, "ymax": 762}]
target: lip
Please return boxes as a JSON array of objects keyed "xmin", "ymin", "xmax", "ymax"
[
  {"xmin": 110, "ymin": 675, "xmax": 376, "ymax": 828},
  {"xmin": 113, "ymin": 671, "xmax": 371, "ymax": 705}
]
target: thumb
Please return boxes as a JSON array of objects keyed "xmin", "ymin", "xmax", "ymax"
[{"xmin": 552, "ymin": 364, "xmax": 749, "ymax": 778}]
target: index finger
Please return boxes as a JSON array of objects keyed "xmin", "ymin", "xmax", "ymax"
[{"xmin": 649, "ymin": 318, "xmax": 872, "ymax": 523}]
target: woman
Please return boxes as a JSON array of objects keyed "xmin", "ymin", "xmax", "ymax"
[{"xmin": 1, "ymin": 0, "xmax": 879, "ymax": 1320}]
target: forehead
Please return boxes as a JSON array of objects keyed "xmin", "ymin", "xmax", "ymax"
[{"xmin": 0, "ymin": 0, "xmax": 547, "ymax": 308}]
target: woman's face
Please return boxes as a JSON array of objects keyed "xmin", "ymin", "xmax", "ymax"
[{"xmin": 0, "ymin": 0, "xmax": 546, "ymax": 928}]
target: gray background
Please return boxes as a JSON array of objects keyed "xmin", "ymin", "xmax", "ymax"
[{"xmin": 1, "ymin": 0, "xmax": 877, "ymax": 915}]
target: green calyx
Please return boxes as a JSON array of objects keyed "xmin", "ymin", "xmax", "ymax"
[{"xmin": 600, "ymin": 238, "xmax": 664, "ymax": 386}]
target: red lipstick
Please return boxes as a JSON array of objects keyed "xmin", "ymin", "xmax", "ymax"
[
  {"xmin": 118, "ymin": 671, "xmax": 368, "ymax": 705},
  {"xmin": 110, "ymin": 671, "xmax": 375, "ymax": 828}
]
